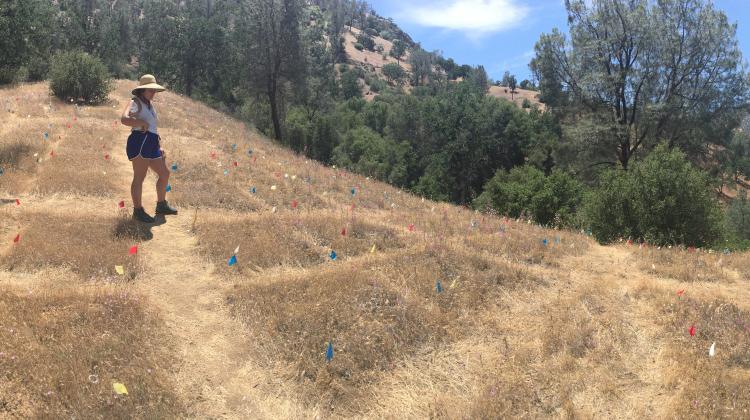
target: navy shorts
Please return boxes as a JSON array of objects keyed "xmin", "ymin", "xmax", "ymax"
[{"xmin": 126, "ymin": 131, "xmax": 162, "ymax": 160}]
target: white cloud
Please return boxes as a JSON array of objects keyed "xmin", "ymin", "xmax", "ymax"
[{"xmin": 401, "ymin": 0, "xmax": 529, "ymax": 35}]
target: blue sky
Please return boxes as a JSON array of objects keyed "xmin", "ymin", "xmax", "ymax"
[{"xmin": 369, "ymin": 0, "xmax": 750, "ymax": 82}]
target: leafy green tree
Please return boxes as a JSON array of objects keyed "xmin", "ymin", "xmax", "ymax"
[
  {"xmin": 389, "ymin": 39, "xmax": 407, "ymax": 64},
  {"xmin": 507, "ymin": 74, "xmax": 517, "ymax": 100},
  {"xmin": 381, "ymin": 62, "xmax": 405, "ymax": 85},
  {"xmin": 409, "ymin": 48, "xmax": 433, "ymax": 86},
  {"xmin": 468, "ymin": 65, "xmax": 489, "ymax": 93},
  {"xmin": 584, "ymin": 144, "xmax": 723, "ymax": 246},
  {"xmin": 532, "ymin": 0, "xmax": 749, "ymax": 170},
  {"xmin": 235, "ymin": 0, "xmax": 306, "ymax": 141},
  {"xmin": 0, "ymin": 0, "xmax": 54, "ymax": 83},
  {"xmin": 340, "ymin": 69, "xmax": 361, "ymax": 99},
  {"xmin": 475, "ymin": 166, "xmax": 583, "ymax": 227},
  {"xmin": 333, "ymin": 126, "xmax": 410, "ymax": 185}
]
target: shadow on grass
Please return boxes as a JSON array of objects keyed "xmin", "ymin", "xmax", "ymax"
[{"xmin": 113, "ymin": 216, "xmax": 165, "ymax": 241}]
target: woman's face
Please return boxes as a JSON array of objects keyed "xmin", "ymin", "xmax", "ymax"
[{"xmin": 142, "ymin": 89, "xmax": 157, "ymax": 101}]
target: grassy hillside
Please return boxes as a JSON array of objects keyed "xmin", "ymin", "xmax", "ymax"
[{"xmin": 1, "ymin": 81, "xmax": 749, "ymax": 418}]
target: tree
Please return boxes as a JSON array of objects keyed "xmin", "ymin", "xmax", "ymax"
[
  {"xmin": 500, "ymin": 71, "xmax": 511, "ymax": 87},
  {"xmin": 507, "ymin": 74, "xmax": 517, "ymax": 100},
  {"xmin": 0, "ymin": 0, "xmax": 54, "ymax": 83},
  {"xmin": 584, "ymin": 143, "xmax": 723, "ymax": 246},
  {"xmin": 340, "ymin": 69, "xmax": 361, "ymax": 99},
  {"xmin": 356, "ymin": 32, "xmax": 375, "ymax": 51},
  {"xmin": 389, "ymin": 39, "xmax": 406, "ymax": 64},
  {"xmin": 468, "ymin": 65, "xmax": 489, "ymax": 93},
  {"xmin": 381, "ymin": 62, "xmax": 405, "ymax": 85},
  {"xmin": 236, "ymin": 0, "xmax": 306, "ymax": 141},
  {"xmin": 519, "ymin": 79, "xmax": 532, "ymax": 90},
  {"xmin": 531, "ymin": 0, "xmax": 749, "ymax": 170},
  {"xmin": 409, "ymin": 48, "xmax": 433, "ymax": 86}
]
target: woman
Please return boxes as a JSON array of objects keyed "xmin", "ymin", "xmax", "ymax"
[{"xmin": 120, "ymin": 74, "xmax": 178, "ymax": 223}]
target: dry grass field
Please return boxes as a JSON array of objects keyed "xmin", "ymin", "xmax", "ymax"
[{"xmin": 1, "ymin": 80, "xmax": 749, "ymax": 418}]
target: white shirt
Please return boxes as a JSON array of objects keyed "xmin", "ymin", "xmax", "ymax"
[{"xmin": 128, "ymin": 98, "xmax": 158, "ymax": 134}]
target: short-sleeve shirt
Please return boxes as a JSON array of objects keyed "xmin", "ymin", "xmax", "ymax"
[{"xmin": 128, "ymin": 98, "xmax": 158, "ymax": 134}]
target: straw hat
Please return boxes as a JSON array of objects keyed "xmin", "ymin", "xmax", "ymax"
[{"xmin": 131, "ymin": 74, "xmax": 166, "ymax": 95}]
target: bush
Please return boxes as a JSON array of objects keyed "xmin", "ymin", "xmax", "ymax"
[
  {"xmin": 356, "ymin": 33, "xmax": 376, "ymax": 51},
  {"xmin": 365, "ymin": 28, "xmax": 379, "ymax": 37},
  {"xmin": 584, "ymin": 144, "xmax": 722, "ymax": 246},
  {"xmin": 354, "ymin": 43, "xmax": 364, "ymax": 51},
  {"xmin": 369, "ymin": 78, "xmax": 387, "ymax": 93},
  {"xmin": 49, "ymin": 51, "xmax": 112, "ymax": 104},
  {"xmin": 522, "ymin": 98, "xmax": 531, "ymax": 108},
  {"xmin": 475, "ymin": 165, "xmax": 583, "ymax": 227}
]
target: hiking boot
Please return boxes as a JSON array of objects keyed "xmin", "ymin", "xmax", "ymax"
[
  {"xmin": 155, "ymin": 200, "xmax": 178, "ymax": 216},
  {"xmin": 133, "ymin": 207, "xmax": 155, "ymax": 223}
]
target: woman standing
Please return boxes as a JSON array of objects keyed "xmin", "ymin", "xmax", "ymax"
[{"xmin": 120, "ymin": 74, "xmax": 178, "ymax": 223}]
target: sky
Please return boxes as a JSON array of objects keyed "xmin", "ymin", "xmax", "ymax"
[{"xmin": 368, "ymin": 0, "xmax": 750, "ymax": 82}]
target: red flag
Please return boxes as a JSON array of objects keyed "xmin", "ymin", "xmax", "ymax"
[
  {"xmin": 66, "ymin": 123, "xmax": 71, "ymax": 129},
  {"xmin": 129, "ymin": 245, "xmax": 138, "ymax": 255},
  {"xmin": 291, "ymin": 200, "xmax": 298, "ymax": 209},
  {"xmin": 677, "ymin": 289, "xmax": 685, "ymax": 297},
  {"xmin": 408, "ymin": 224, "xmax": 415, "ymax": 232},
  {"xmin": 233, "ymin": 161, "xmax": 238, "ymax": 167},
  {"xmin": 253, "ymin": 156, "xmax": 257, "ymax": 163},
  {"xmin": 341, "ymin": 227, "xmax": 347, "ymax": 236},
  {"xmin": 104, "ymin": 154, "xmax": 110, "ymax": 160},
  {"xmin": 118, "ymin": 200, "xmax": 125, "ymax": 209},
  {"xmin": 13, "ymin": 233, "xmax": 20, "ymax": 244},
  {"xmin": 49, "ymin": 150, "xmax": 55, "ymax": 157},
  {"xmin": 15, "ymin": 199, "xmax": 20, "ymax": 206},
  {"xmin": 350, "ymin": 203, "xmax": 356, "ymax": 211},
  {"xmin": 689, "ymin": 325, "xmax": 696, "ymax": 337},
  {"xmin": 210, "ymin": 152, "xmax": 216, "ymax": 159}
]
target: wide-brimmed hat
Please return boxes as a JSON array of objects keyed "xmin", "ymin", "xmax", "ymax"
[{"xmin": 131, "ymin": 74, "xmax": 166, "ymax": 96}]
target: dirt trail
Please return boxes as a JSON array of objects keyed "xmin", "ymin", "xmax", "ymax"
[{"xmin": 110, "ymin": 150, "xmax": 309, "ymax": 418}]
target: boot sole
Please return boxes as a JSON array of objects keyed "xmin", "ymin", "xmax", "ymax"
[{"xmin": 155, "ymin": 210, "xmax": 178, "ymax": 216}]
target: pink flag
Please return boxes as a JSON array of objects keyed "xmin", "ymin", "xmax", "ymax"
[
  {"xmin": 129, "ymin": 245, "xmax": 138, "ymax": 255},
  {"xmin": 689, "ymin": 325, "xmax": 696, "ymax": 337},
  {"xmin": 118, "ymin": 200, "xmax": 125, "ymax": 209}
]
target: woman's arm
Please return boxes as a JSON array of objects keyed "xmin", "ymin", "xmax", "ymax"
[{"xmin": 120, "ymin": 100, "xmax": 148, "ymax": 131}]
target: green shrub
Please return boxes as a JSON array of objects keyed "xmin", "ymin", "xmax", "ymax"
[
  {"xmin": 475, "ymin": 165, "xmax": 583, "ymax": 227},
  {"xmin": 365, "ymin": 28, "xmax": 379, "ymax": 37},
  {"xmin": 584, "ymin": 144, "xmax": 722, "ymax": 246},
  {"xmin": 522, "ymin": 98, "xmax": 531, "ymax": 108},
  {"xmin": 356, "ymin": 33, "xmax": 375, "ymax": 51},
  {"xmin": 340, "ymin": 70, "xmax": 361, "ymax": 100},
  {"xmin": 354, "ymin": 43, "xmax": 364, "ymax": 51},
  {"xmin": 369, "ymin": 78, "xmax": 387, "ymax": 93},
  {"xmin": 381, "ymin": 62, "xmax": 406, "ymax": 85},
  {"xmin": 333, "ymin": 126, "xmax": 409, "ymax": 186},
  {"xmin": 49, "ymin": 51, "xmax": 112, "ymax": 104}
]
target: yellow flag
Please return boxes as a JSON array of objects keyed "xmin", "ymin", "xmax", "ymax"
[
  {"xmin": 112, "ymin": 382, "xmax": 128, "ymax": 395},
  {"xmin": 115, "ymin": 265, "xmax": 124, "ymax": 275},
  {"xmin": 370, "ymin": 244, "xmax": 376, "ymax": 253}
]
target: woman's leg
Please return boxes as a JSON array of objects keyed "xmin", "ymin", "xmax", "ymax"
[
  {"xmin": 148, "ymin": 157, "xmax": 170, "ymax": 202},
  {"xmin": 131, "ymin": 157, "xmax": 149, "ymax": 208}
]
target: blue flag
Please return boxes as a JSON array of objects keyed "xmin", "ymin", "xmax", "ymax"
[
  {"xmin": 250, "ymin": 186, "xmax": 256, "ymax": 194},
  {"xmin": 166, "ymin": 184, "xmax": 172, "ymax": 192},
  {"xmin": 231, "ymin": 144, "xmax": 237, "ymax": 151},
  {"xmin": 228, "ymin": 255, "xmax": 237, "ymax": 266},
  {"xmin": 247, "ymin": 149, "xmax": 253, "ymax": 156},
  {"xmin": 542, "ymin": 239, "xmax": 548, "ymax": 246},
  {"xmin": 171, "ymin": 163, "xmax": 178, "ymax": 171},
  {"xmin": 0, "ymin": 167, "xmax": 4, "ymax": 176},
  {"xmin": 330, "ymin": 250, "xmax": 337, "ymax": 261},
  {"xmin": 436, "ymin": 281, "xmax": 443, "ymax": 293},
  {"xmin": 351, "ymin": 188, "xmax": 356, "ymax": 196},
  {"xmin": 224, "ymin": 169, "xmax": 229, "ymax": 176},
  {"xmin": 43, "ymin": 132, "xmax": 49, "ymax": 140},
  {"xmin": 326, "ymin": 341, "xmax": 334, "ymax": 362}
]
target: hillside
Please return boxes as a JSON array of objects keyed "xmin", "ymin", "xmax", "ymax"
[{"xmin": 1, "ymin": 81, "xmax": 750, "ymax": 418}]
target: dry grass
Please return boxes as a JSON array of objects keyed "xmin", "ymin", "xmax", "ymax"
[
  {"xmin": 657, "ymin": 295, "xmax": 750, "ymax": 417},
  {"xmin": 227, "ymin": 243, "xmax": 542, "ymax": 413},
  {"xmin": 1, "ymin": 211, "xmax": 145, "ymax": 281},
  {"xmin": 635, "ymin": 246, "xmax": 728, "ymax": 283},
  {"xmin": 0, "ymin": 286, "xmax": 185, "ymax": 418}
]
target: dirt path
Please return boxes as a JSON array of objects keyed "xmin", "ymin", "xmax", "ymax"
[{"xmin": 111, "ymin": 151, "xmax": 310, "ymax": 418}]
